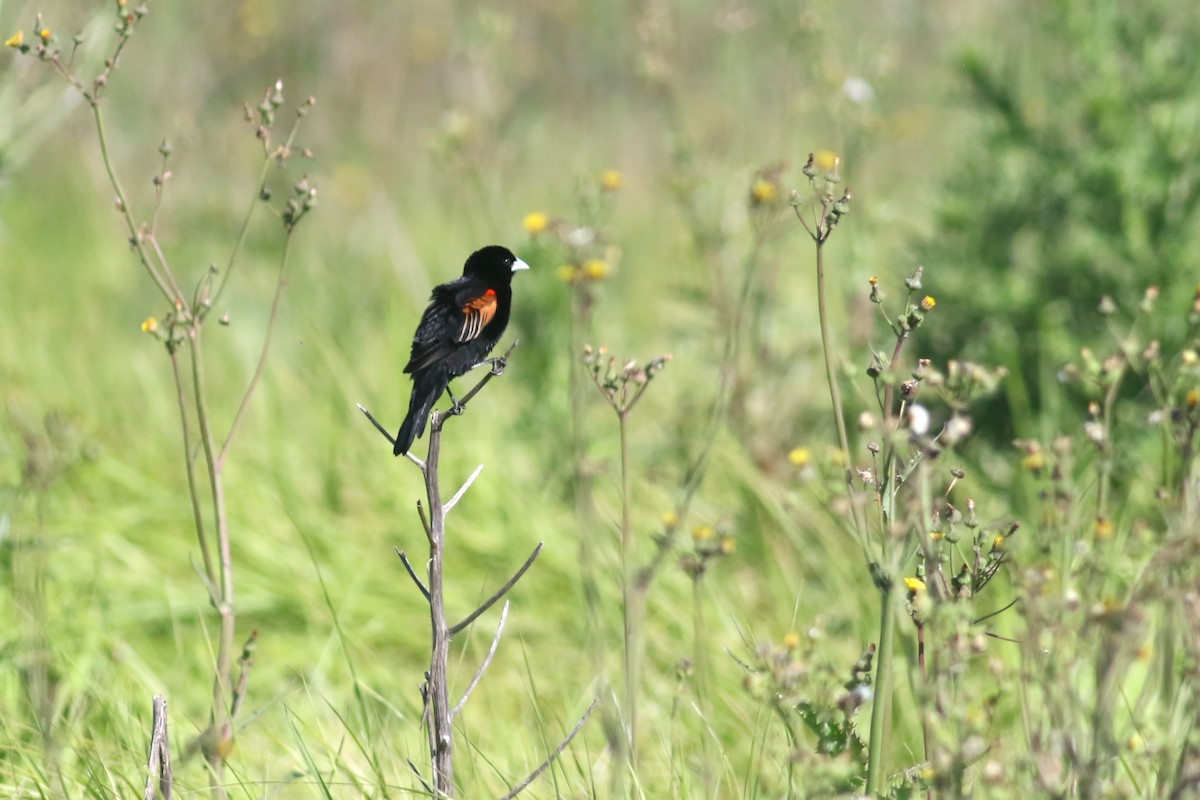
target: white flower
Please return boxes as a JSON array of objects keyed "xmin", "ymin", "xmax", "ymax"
[
  {"xmin": 841, "ymin": 77, "xmax": 875, "ymax": 105},
  {"xmin": 907, "ymin": 404, "xmax": 931, "ymax": 436}
]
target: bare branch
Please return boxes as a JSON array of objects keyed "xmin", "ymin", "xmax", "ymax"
[
  {"xmin": 417, "ymin": 501, "xmax": 433, "ymax": 542},
  {"xmin": 144, "ymin": 695, "xmax": 173, "ymax": 800},
  {"xmin": 406, "ymin": 758, "xmax": 435, "ymax": 797},
  {"xmin": 496, "ymin": 697, "xmax": 599, "ymax": 800},
  {"xmin": 356, "ymin": 402, "xmax": 397, "ymax": 447},
  {"xmin": 451, "ymin": 601, "xmax": 509, "ymax": 720},
  {"xmin": 449, "ymin": 543, "xmax": 544, "ymax": 637},
  {"xmin": 445, "ymin": 464, "xmax": 485, "ymax": 515},
  {"xmin": 395, "ymin": 548, "xmax": 431, "ymax": 602}
]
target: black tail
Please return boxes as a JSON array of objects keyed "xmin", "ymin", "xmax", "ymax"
[{"xmin": 394, "ymin": 373, "xmax": 443, "ymax": 456}]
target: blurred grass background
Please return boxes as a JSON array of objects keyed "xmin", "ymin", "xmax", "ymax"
[{"xmin": 3, "ymin": 0, "xmax": 1199, "ymax": 797}]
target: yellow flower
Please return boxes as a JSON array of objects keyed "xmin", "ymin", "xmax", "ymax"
[
  {"xmin": 1183, "ymin": 349, "xmax": 1199, "ymax": 365},
  {"xmin": 904, "ymin": 577, "xmax": 926, "ymax": 593},
  {"xmin": 930, "ymin": 531, "xmax": 945, "ymax": 541},
  {"xmin": 581, "ymin": 258, "xmax": 609, "ymax": 281},
  {"xmin": 523, "ymin": 211, "xmax": 549, "ymax": 235},
  {"xmin": 140, "ymin": 316, "xmax": 158, "ymax": 334},
  {"xmin": 39, "ymin": 28, "xmax": 51, "ymax": 41},
  {"xmin": 1188, "ymin": 388, "xmax": 1200, "ymax": 409},
  {"xmin": 1021, "ymin": 451, "xmax": 1046, "ymax": 473},
  {"xmin": 992, "ymin": 534, "xmax": 1005, "ymax": 549},
  {"xmin": 556, "ymin": 264, "xmax": 579, "ymax": 283},
  {"xmin": 692, "ymin": 525, "xmax": 715, "ymax": 542},
  {"xmin": 661, "ymin": 511, "xmax": 679, "ymax": 529},
  {"xmin": 1094, "ymin": 516, "xmax": 1114, "ymax": 540},
  {"xmin": 920, "ymin": 295, "xmax": 937, "ymax": 311},
  {"xmin": 813, "ymin": 150, "xmax": 839, "ymax": 172},
  {"xmin": 600, "ymin": 169, "xmax": 622, "ymax": 191},
  {"xmin": 782, "ymin": 631, "xmax": 801, "ymax": 650},
  {"xmin": 719, "ymin": 536, "xmax": 736, "ymax": 554},
  {"xmin": 750, "ymin": 178, "xmax": 776, "ymax": 205},
  {"xmin": 869, "ymin": 276, "xmax": 878, "ymax": 287},
  {"xmin": 787, "ymin": 446, "xmax": 812, "ymax": 467},
  {"xmin": 5, "ymin": 30, "xmax": 24, "ymax": 48}
]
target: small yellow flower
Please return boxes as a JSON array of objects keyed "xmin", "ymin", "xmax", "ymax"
[
  {"xmin": 930, "ymin": 531, "xmax": 945, "ymax": 541},
  {"xmin": 1094, "ymin": 516, "xmax": 1114, "ymax": 540},
  {"xmin": 581, "ymin": 258, "xmax": 609, "ymax": 281},
  {"xmin": 523, "ymin": 211, "xmax": 549, "ymax": 235},
  {"xmin": 1183, "ymin": 349, "xmax": 1199, "ymax": 366},
  {"xmin": 556, "ymin": 264, "xmax": 579, "ymax": 283},
  {"xmin": 787, "ymin": 446, "xmax": 812, "ymax": 467},
  {"xmin": 140, "ymin": 316, "xmax": 159, "ymax": 334},
  {"xmin": 1187, "ymin": 388, "xmax": 1200, "ymax": 409},
  {"xmin": 920, "ymin": 295, "xmax": 937, "ymax": 311},
  {"xmin": 869, "ymin": 276, "xmax": 879, "ymax": 287},
  {"xmin": 692, "ymin": 525, "xmax": 715, "ymax": 542},
  {"xmin": 750, "ymin": 178, "xmax": 776, "ymax": 205},
  {"xmin": 661, "ymin": 511, "xmax": 679, "ymax": 529},
  {"xmin": 39, "ymin": 28, "xmax": 51, "ymax": 41},
  {"xmin": 992, "ymin": 534, "xmax": 1006, "ymax": 549},
  {"xmin": 782, "ymin": 631, "xmax": 801, "ymax": 650},
  {"xmin": 1021, "ymin": 451, "xmax": 1046, "ymax": 473},
  {"xmin": 904, "ymin": 577, "xmax": 926, "ymax": 593},
  {"xmin": 813, "ymin": 150, "xmax": 839, "ymax": 172},
  {"xmin": 5, "ymin": 30, "xmax": 24, "ymax": 48},
  {"xmin": 719, "ymin": 536, "xmax": 736, "ymax": 554},
  {"xmin": 600, "ymin": 169, "xmax": 622, "ymax": 191}
]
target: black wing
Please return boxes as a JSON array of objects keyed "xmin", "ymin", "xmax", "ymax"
[{"xmin": 404, "ymin": 278, "xmax": 497, "ymax": 373}]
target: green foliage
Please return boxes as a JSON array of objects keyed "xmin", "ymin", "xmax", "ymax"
[{"xmin": 925, "ymin": 0, "xmax": 1200, "ymax": 434}]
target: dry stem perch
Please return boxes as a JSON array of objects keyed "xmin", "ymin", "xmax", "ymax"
[{"xmin": 359, "ymin": 343, "xmax": 595, "ymax": 797}]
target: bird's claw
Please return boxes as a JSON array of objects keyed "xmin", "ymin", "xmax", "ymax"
[{"xmin": 488, "ymin": 357, "xmax": 507, "ymax": 376}]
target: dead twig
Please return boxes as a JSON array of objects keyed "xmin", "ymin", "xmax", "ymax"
[
  {"xmin": 396, "ymin": 548, "xmax": 432, "ymax": 601},
  {"xmin": 451, "ymin": 601, "xmax": 509, "ymax": 720},
  {"xmin": 497, "ymin": 697, "xmax": 600, "ymax": 800},
  {"xmin": 144, "ymin": 695, "xmax": 173, "ymax": 800},
  {"xmin": 449, "ymin": 543, "xmax": 543, "ymax": 637}
]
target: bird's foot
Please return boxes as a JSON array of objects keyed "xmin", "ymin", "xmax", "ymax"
[
  {"xmin": 446, "ymin": 387, "xmax": 465, "ymax": 417},
  {"xmin": 484, "ymin": 356, "xmax": 507, "ymax": 376}
]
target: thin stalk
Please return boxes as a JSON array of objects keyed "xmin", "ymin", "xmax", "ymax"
[
  {"xmin": 619, "ymin": 409, "xmax": 639, "ymax": 775},
  {"xmin": 168, "ymin": 343, "xmax": 217, "ymax": 593},
  {"xmin": 692, "ymin": 573, "xmax": 716, "ymax": 798},
  {"xmin": 190, "ymin": 330, "xmax": 235, "ymax": 793},
  {"xmin": 218, "ymin": 231, "xmax": 294, "ymax": 466},
  {"xmin": 208, "ymin": 115, "xmax": 304, "ymax": 314},
  {"xmin": 1096, "ymin": 363, "xmax": 1124, "ymax": 519},
  {"xmin": 91, "ymin": 104, "xmax": 180, "ymax": 309},
  {"xmin": 866, "ymin": 584, "xmax": 896, "ymax": 794},
  {"xmin": 814, "ymin": 237, "xmax": 867, "ymax": 551},
  {"xmin": 422, "ymin": 424, "xmax": 454, "ymax": 796}
]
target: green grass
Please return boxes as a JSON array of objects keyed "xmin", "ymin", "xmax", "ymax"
[{"xmin": 2, "ymin": 0, "xmax": 1199, "ymax": 797}]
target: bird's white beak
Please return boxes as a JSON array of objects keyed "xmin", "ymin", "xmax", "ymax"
[{"xmin": 512, "ymin": 258, "xmax": 530, "ymax": 272}]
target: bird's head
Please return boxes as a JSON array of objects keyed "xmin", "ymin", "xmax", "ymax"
[{"xmin": 463, "ymin": 245, "xmax": 530, "ymax": 285}]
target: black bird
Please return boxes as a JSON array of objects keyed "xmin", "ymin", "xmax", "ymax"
[{"xmin": 394, "ymin": 245, "xmax": 530, "ymax": 456}]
